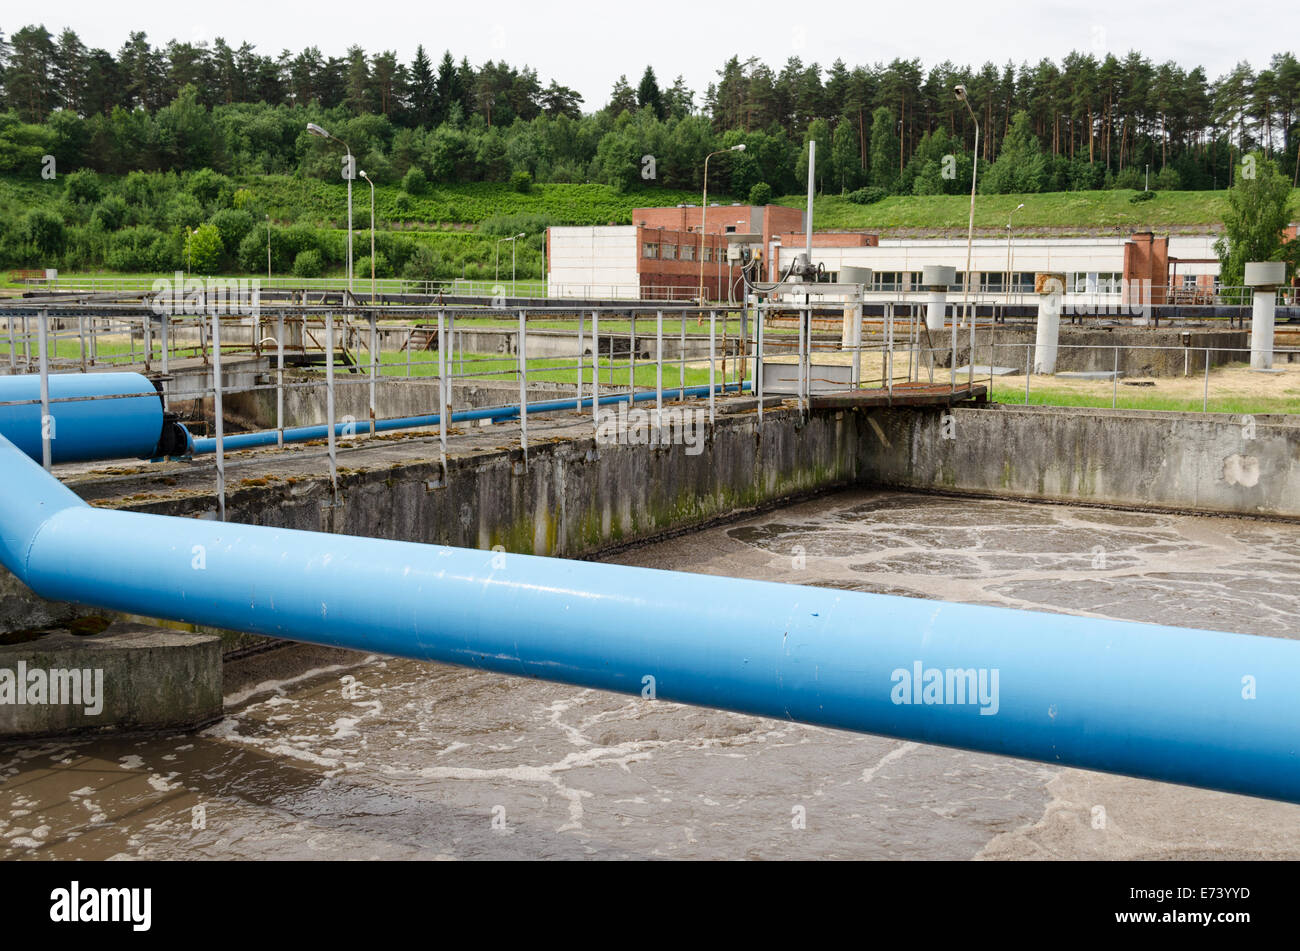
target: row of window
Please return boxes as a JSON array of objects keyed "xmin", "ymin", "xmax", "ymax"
[{"xmin": 643, "ymin": 242, "xmax": 715, "ymax": 262}]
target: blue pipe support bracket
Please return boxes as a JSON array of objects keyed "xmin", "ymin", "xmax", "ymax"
[
  {"xmin": 0, "ymin": 430, "xmax": 1297, "ymax": 802},
  {"xmin": 190, "ymin": 382, "xmax": 750, "ymax": 454},
  {"xmin": 0, "ymin": 372, "xmax": 171, "ymax": 464}
]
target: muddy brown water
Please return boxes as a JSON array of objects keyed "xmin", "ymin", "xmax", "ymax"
[{"xmin": 3, "ymin": 490, "xmax": 1299, "ymax": 860}]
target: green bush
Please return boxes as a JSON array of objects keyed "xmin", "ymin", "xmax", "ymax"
[
  {"xmin": 510, "ymin": 170, "xmax": 532, "ymax": 193},
  {"xmin": 63, "ymin": 169, "xmax": 103, "ymax": 205},
  {"xmin": 401, "ymin": 244, "xmax": 444, "ymax": 281},
  {"xmin": 186, "ymin": 168, "xmax": 234, "ymax": 209},
  {"xmin": 22, "ymin": 209, "xmax": 67, "ymax": 261},
  {"xmin": 237, "ymin": 227, "xmax": 275, "ymax": 273},
  {"xmin": 846, "ymin": 186, "xmax": 887, "ymax": 205},
  {"xmin": 1129, "ymin": 190, "xmax": 1155, "ymax": 203},
  {"xmin": 209, "ymin": 207, "xmax": 256, "ymax": 255},
  {"xmin": 105, "ymin": 225, "xmax": 173, "ymax": 271},
  {"xmin": 166, "ymin": 192, "xmax": 205, "ymax": 230},
  {"xmin": 292, "ymin": 249, "xmax": 323, "ymax": 278},
  {"xmin": 401, "ymin": 166, "xmax": 427, "ymax": 195},
  {"xmin": 748, "ymin": 182, "xmax": 773, "ymax": 206},
  {"xmin": 1154, "ymin": 167, "xmax": 1182, "ymax": 191},
  {"xmin": 355, "ymin": 251, "xmax": 391, "ymax": 280},
  {"xmin": 184, "ymin": 223, "xmax": 224, "ymax": 274},
  {"xmin": 90, "ymin": 196, "xmax": 129, "ymax": 231}
]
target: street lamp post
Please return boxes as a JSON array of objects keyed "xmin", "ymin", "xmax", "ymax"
[
  {"xmin": 955, "ymin": 84, "xmax": 979, "ymax": 387},
  {"xmin": 495, "ymin": 233, "xmax": 525, "ymax": 295},
  {"xmin": 359, "ymin": 170, "xmax": 376, "ymax": 303},
  {"xmin": 266, "ymin": 214, "xmax": 271, "ymax": 280},
  {"xmin": 698, "ymin": 143, "xmax": 745, "ymax": 306},
  {"xmin": 1004, "ymin": 202, "xmax": 1025, "ymax": 306},
  {"xmin": 511, "ymin": 233, "xmax": 525, "ymax": 297},
  {"xmin": 307, "ymin": 122, "xmax": 354, "ymax": 296}
]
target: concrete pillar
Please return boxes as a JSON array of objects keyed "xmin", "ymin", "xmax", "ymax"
[
  {"xmin": 1244, "ymin": 262, "xmax": 1285, "ymax": 370},
  {"xmin": 922, "ymin": 265, "xmax": 955, "ymax": 334},
  {"xmin": 839, "ymin": 267, "xmax": 872, "ymax": 349},
  {"xmin": 1033, "ymin": 273, "xmax": 1065, "ymax": 374}
]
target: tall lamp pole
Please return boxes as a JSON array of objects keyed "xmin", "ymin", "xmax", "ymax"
[
  {"xmin": 266, "ymin": 214, "xmax": 271, "ymax": 280},
  {"xmin": 307, "ymin": 122, "xmax": 354, "ymax": 296},
  {"xmin": 955, "ymin": 84, "xmax": 979, "ymax": 387},
  {"xmin": 359, "ymin": 170, "xmax": 376, "ymax": 303},
  {"xmin": 1004, "ymin": 202, "xmax": 1025, "ymax": 304},
  {"xmin": 698, "ymin": 143, "xmax": 745, "ymax": 305},
  {"xmin": 510, "ymin": 232, "xmax": 525, "ymax": 296}
]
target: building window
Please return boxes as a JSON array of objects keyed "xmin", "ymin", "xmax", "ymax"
[
  {"xmin": 872, "ymin": 271, "xmax": 906, "ymax": 292},
  {"xmin": 643, "ymin": 243, "xmax": 658, "ymax": 259},
  {"xmin": 662, "ymin": 244, "xmax": 677, "ymax": 260},
  {"xmin": 1097, "ymin": 272, "xmax": 1122, "ymax": 294},
  {"xmin": 1011, "ymin": 272, "xmax": 1034, "ymax": 292},
  {"xmin": 1182, "ymin": 273, "xmax": 1198, "ymax": 289},
  {"xmin": 702, "ymin": 246, "xmax": 712, "ymax": 263},
  {"xmin": 680, "ymin": 244, "xmax": 695, "ymax": 261}
]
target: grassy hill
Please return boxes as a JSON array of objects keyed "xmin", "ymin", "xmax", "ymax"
[{"xmin": 776, "ymin": 189, "xmax": 1300, "ymax": 235}]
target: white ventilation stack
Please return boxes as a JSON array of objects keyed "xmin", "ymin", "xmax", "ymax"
[
  {"xmin": 922, "ymin": 265, "xmax": 956, "ymax": 334},
  {"xmin": 1244, "ymin": 262, "xmax": 1284, "ymax": 371},
  {"xmin": 1033, "ymin": 273, "xmax": 1065, "ymax": 374}
]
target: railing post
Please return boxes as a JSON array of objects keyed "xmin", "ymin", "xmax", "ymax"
[
  {"xmin": 576, "ymin": 307, "xmax": 584, "ymax": 415},
  {"xmin": 628, "ymin": 312, "xmax": 637, "ymax": 405},
  {"xmin": 276, "ymin": 314, "xmax": 285, "ymax": 448},
  {"xmin": 438, "ymin": 312, "xmax": 448, "ymax": 474},
  {"xmin": 1203, "ymin": 348, "xmax": 1210, "ymax": 412},
  {"xmin": 518, "ymin": 309, "xmax": 528, "ymax": 466},
  {"xmin": 368, "ymin": 311, "xmax": 378, "ymax": 436},
  {"xmin": 679, "ymin": 308, "xmax": 686, "ymax": 401},
  {"xmin": 709, "ymin": 309, "xmax": 716, "ymax": 428},
  {"xmin": 1025, "ymin": 343, "xmax": 1031, "ymax": 404},
  {"xmin": 37, "ymin": 310, "xmax": 51, "ymax": 472},
  {"xmin": 325, "ymin": 312, "xmax": 338, "ymax": 510},
  {"xmin": 592, "ymin": 310, "xmax": 600, "ymax": 426},
  {"xmin": 212, "ymin": 310, "xmax": 226, "ymax": 522},
  {"xmin": 1112, "ymin": 346, "xmax": 1119, "ymax": 409},
  {"xmin": 655, "ymin": 309, "xmax": 663, "ymax": 421}
]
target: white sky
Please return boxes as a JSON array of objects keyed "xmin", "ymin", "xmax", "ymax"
[{"xmin": 18, "ymin": 0, "xmax": 1295, "ymax": 107}]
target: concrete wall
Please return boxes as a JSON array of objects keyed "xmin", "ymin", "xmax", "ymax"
[
  {"xmin": 883, "ymin": 327, "xmax": 1247, "ymax": 376},
  {"xmin": 0, "ymin": 405, "xmax": 866, "ymax": 640},
  {"xmin": 861, "ymin": 404, "xmax": 1300, "ymax": 519}
]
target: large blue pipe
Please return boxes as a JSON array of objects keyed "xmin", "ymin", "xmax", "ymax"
[
  {"xmin": 0, "ymin": 427, "xmax": 1298, "ymax": 802},
  {"xmin": 0, "ymin": 372, "xmax": 170, "ymax": 463},
  {"xmin": 190, "ymin": 383, "xmax": 749, "ymax": 455}
]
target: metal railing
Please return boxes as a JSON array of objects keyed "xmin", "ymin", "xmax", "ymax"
[{"xmin": 2, "ymin": 298, "xmax": 1296, "ymax": 526}]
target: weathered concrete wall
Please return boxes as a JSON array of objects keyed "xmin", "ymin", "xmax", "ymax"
[
  {"xmin": 861, "ymin": 404, "xmax": 1300, "ymax": 519},
  {"xmin": 0, "ymin": 622, "xmax": 222, "ymax": 738},
  {"xmin": 893, "ymin": 327, "xmax": 1248, "ymax": 376},
  {"xmin": 221, "ymin": 373, "xmax": 574, "ymax": 431},
  {"xmin": 0, "ymin": 404, "xmax": 865, "ymax": 640}
]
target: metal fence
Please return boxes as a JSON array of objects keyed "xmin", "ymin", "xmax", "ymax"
[{"xmin": 2, "ymin": 299, "xmax": 1296, "ymax": 524}]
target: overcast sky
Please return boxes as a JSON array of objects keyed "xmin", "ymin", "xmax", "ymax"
[{"xmin": 21, "ymin": 0, "xmax": 1293, "ymax": 107}]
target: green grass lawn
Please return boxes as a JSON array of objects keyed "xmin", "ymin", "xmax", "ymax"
[
  {"xmin": 989, "ymin": 384, "xmax": 1300, "ymax": 415},
  {"xmin": 773, "ymin": 188, "xmax": 1300, "ymax": 234}
]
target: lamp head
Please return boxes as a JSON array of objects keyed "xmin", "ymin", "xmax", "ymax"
[
  {"xmin": 732, "ymin": 143, "xmax": 746, "ymax": 152},
  {"xmin": 1016, "ymin": 202, "xmax": 1025, "ymax": 210},
  {"xmin": 954, "ymin": 84, "xmax": 968, "ymax": 102},
  {"xmin": 306, "ymin": 122, "xmax": 329, "ymax": 138}
]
